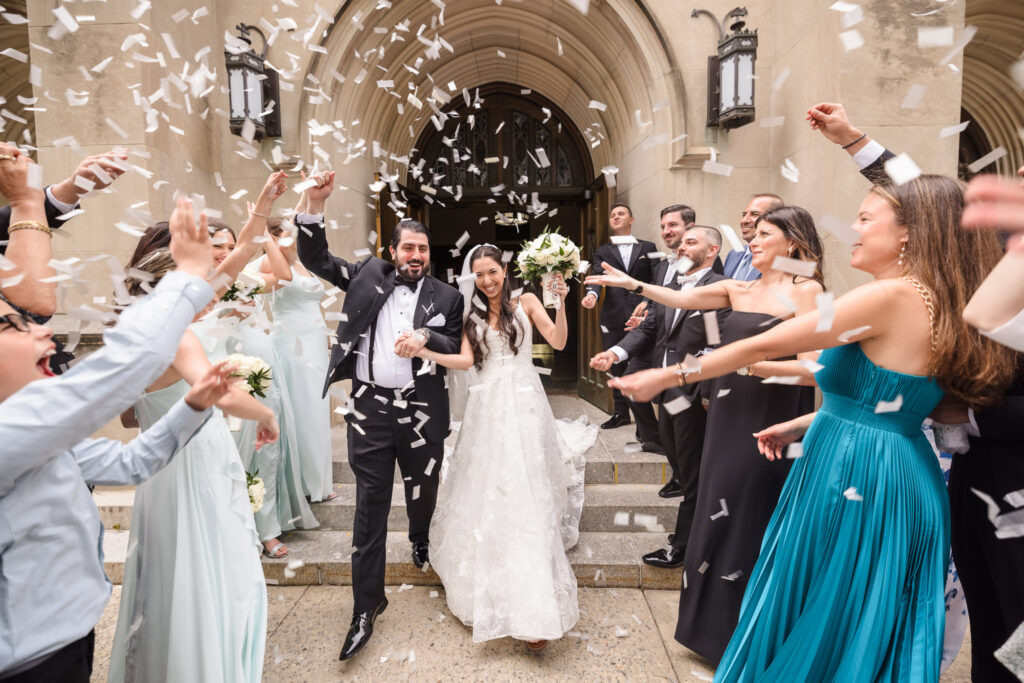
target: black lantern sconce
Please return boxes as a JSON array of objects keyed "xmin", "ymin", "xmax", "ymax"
[
  {"xmin": 691, "ymin": 7, "xmax": 758, "ymax": 129},
  {"xmin": 224, "ymin": 23, "xmax": 282, "ymax": 140}
]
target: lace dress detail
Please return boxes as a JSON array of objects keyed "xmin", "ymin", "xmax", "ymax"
[{"xmin": 430, "ymin": 303, "xmax": 595, "ymax": 642}]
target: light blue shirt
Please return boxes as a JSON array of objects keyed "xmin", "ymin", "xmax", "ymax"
[{"xmin": 0, "ymin": 271, "xmax": 214, "ymax": 675}]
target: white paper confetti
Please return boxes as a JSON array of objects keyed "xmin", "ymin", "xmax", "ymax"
[
  {"xmin": 967, "ymin": 147, "xmax": 1007, "ymax": 174},
  {"xmin": 883, "ymin": 153, "xmax": 922, "ymax": 185},
  {"xmin": 843, "ymin": 487, "xmax": 863, "ymax": 501},
  {"xmin": 918, "ymin": 26, "xmax": 954, "ymax": 48},
  {"xmin": 839, "ymin": 30, "xmax": 864, "ymax": 51},
  {"xmin": 771, "ymin": 256, "xmax": 816, "ymax": 278},
  {"xmin": 874, "ymin": 395, "xmax": 903, "ymax": 413}
]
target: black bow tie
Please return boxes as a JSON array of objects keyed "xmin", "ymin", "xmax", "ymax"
[{"xmin": 394, "ymin": 274, "xmax": 418, "ymax": 290}]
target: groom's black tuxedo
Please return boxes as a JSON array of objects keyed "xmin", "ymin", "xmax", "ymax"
[
  {"xmin": 297, "ymin": 215, "xmax": 463, "ymax": 615},
  {"xmin": 297, "ymin": 217, "xmax": 463, "ymax": 443}
]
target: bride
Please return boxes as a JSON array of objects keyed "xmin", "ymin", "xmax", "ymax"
[{"xmin": 409, "ymin": 243, "xmax": 596, "ymax": 651}]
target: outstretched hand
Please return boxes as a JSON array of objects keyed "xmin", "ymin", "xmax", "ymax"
[
  {"xmin": 583, "ymin": 262, "xmax": 638, "ymax": 291},
  {"xmin": 607, "ymin": 366, "xmax": 670, "ymax": 403},
  {"xmin": 184, "ymin": 360, "xmax": 241, "ymax": 411},
  {"xmin": 589, "ymin": 350, "xmax": 619, "ymax": 372},
  {"xmin": 168, "ymin": 196, "xmax": 213, "ymax": 280},
  {"xmin": 806, "ymin": 102, "xmax": 863, "ymax": 148},
  {"xmin": 753, "ymin": 418, "xmax": 808, "ymax": 461},
  {"xmin": 962, "ymin": 174, "xmax": 1024, "ymax": 250},
  {"xmin": 50, "ymin": 149, "xmax": 129, "ymax": 204}
]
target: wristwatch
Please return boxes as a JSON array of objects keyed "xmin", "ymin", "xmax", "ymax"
[{"xmin": 631, "ymin": 284, "xmax": 644, "ymax": 295}]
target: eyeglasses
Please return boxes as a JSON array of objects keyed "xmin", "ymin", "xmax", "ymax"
[{"xmin": 0, "ymin": 312, "xmax": 32, "ymax": 333}]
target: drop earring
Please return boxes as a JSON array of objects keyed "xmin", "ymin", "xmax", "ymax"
[{"xmin": 897, "ymin": 243, "xmax": 906, "ymax": 268}]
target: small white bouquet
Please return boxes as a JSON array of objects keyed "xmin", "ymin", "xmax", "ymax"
[
  {"xmin": 247, "ymin": 470, "xmax": 265, "ymax": 513},
  {"xmin": 220, "ymin": 274, "xmax": 266, "ymax": 302},
  {"xmin": 515, "ymin": 229, "xmax": 581, "ymax": 309},
  {"xmin": 224, "ymin": 353, "xmax": 273, "ymax": 398}
]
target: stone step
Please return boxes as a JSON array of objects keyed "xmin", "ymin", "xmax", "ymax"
[
  {"xmin": 101, "ymin": 530, "xmax": 683, "ymax": 590},
  {"xmin": 96, "ymin": 483, "xmax": 682, "ymax": 534},
  {"xmin": 330, "ymin": 451, "xmax": 672, "ymax": 485}
]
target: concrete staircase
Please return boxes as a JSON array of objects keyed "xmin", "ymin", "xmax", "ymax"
[{"xmin": 95, "ymin": 393, "xmax": 684, "ymax": 590}]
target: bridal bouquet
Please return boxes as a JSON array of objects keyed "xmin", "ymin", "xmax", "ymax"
[
  {"xmin": 224, "ymin": 353, "xmax": 273, "ymax": 398},
  {"xmin": 515, "ymin": 229, "xmax": 581, "ymax": 309},
  {"xmin": 220, "ymin": 276, "xmax": 266, "ymax": 302},
  {"xmin": 246, "ymin": 470, "xmax": 265, "ymax": 513}
]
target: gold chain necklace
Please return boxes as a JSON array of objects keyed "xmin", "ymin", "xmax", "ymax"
[{"xmin": 901, "ymin": 275, "xmax": 937, "ymax": 352}]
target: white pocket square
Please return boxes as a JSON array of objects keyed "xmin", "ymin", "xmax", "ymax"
[{"xmin": 425, "ymin": 313, "xmax": 446, "ymax": 327}]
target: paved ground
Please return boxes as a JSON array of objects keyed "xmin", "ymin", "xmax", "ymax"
[{"xmin": 90, "ymin": 584, "xmax": 973, "ymax": 682}]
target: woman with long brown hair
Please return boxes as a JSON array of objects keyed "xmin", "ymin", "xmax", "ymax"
[
  {"xmin": 586, "ymin": 205, "xmax": 826, "ymax": 665},
  {"xmin": 611, "ymin": 175, "xmax": 1016, "ymax": 681}
]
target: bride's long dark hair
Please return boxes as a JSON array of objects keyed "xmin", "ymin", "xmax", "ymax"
[{"xmin": 465, "ymin": 245, "xmax": 525, "ymax": 370}]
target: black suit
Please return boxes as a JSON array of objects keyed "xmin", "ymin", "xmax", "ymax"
[
  {"xmin": 297, "ymin": 216, "xmax": 463, "ymax": 613},
  {"xmin": 617, "ymin": 266, "xmax": 728, "ymax": 550},
  {"xmin": 0, "ymin": 188, "xmax": 73, "ymax": 254},
  {"xmin": 586, "ymin": 238, "xmax": 659, "ymax": 439},
  {"xmin": 949, "ymin": 368, "xmax": 1024, "ymax": 682}
]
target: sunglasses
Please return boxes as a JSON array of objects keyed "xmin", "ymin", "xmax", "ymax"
[{"xmin": 0, "ymin": 312, "xmax": 32, "ymax": 333}]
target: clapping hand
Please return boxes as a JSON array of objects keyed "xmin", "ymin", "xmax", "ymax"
[
  {"xmin": 583, "ymin": 262, "xmax": 639, "ymax": 291},
  {"xmin": 168, "ymin": 196, "xmax": 213, "ymax": 280},
  {"xmin": 184, "ymin": 360, "xmax": 241, "ymax": 411}
]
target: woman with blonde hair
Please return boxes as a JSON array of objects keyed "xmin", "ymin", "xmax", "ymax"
[{"xmin": 611, "ymin": 175, "xmax": 1017, "ymax": 681}]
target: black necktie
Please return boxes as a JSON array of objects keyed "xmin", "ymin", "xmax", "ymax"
[{"xmin": 394, "ymin": 274, "xmax": 417, "ymax": 290}]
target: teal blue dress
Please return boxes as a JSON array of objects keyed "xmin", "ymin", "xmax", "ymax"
[{"xmin": 715, "ymin": 343, "xmax": 950, "ymax": 682}]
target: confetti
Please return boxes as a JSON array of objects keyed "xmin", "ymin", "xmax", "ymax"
[
  {"xmin": 814, "ymin": 292, "xmax": 835, "ymax": 332},
  {"xmin": 613, "ymin": 511, "xmax": 630, "ymax": 526},
  {"xmin": 663, "ymin": 394, "xmax": 692, "ymax": 415},
  {"xmin": 771, "ymin": 256, "xmax": 816, "ymax": 278},
  {"xmin": 883, "ymin": 153, "xmax": 922, "ymax": 185},
  {"xmin": 939, "ymin": 121, "xmax": 971, "ymax": 138},
  {"xmin": 786, "ymin": 442, "xmax": 804, "ymax": 459},
  {"xmin": 710, "ymin": 498, "xmax": 728, "ymax": 520},
  {"xmin": 918, "ymin": 26, "xmax": 954, "ymax": 47},
  {"xmin": 702, "ymin": 160, "xmax": 733, "ymax": 176},
  {"xmin": 838, "ymin": 325, "xmax": 871, "ymax": 342},
  {"xmin": 967, "ymin": 147, "xmax": 1007, "ymax": 174},
  {"xmin": 702, "ymin": 312, "xmax": 721, "ymax": 345},
  {"xmin": 839, "ymin": 30, "xmax": 864, "ymax": 51},
  {"xmin": 843, "ymin": 487, "xmax": 863, "ymax": 501},
  {"xmin": 780, "ymin": 158, "xmax": 800, "ymax": 183},
  {"xmin": 874, "ymin": 395, "xmax": 903, "ymax": 413},
  {"xmin": 900, "ymin": 84, "xmax": 927, "ymax": 110}
]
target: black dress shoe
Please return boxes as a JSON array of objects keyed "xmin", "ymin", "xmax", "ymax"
[
  {"xmin": 339, "ymin": 598, "xmax": 388, "ymax": 661},
  {"xmin": 667, "ymin": 534, "xmax": 675, "ymax": 545},
  {"xmin": 601, "ymin": 413, "xmax": 632, "ymax": 429},
  {"xmin": 642, "ymin": 546, "xmax": 685, "ymax": 569},
  {"xmin": 658, "ymin": 480, "xmax": 683, "ymax": 498},
  {"xmin": 641, "ymin": 441, "xmax": 666, "ymax": 455},
  {"xmin": 411, "ymin": 541, "xmax": 429, "ymax": 569}
]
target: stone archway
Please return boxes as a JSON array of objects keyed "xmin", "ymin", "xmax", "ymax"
[
  {"xmin": 0, "ymin": 0, "xmax": 35, "ymax": 147},
  {"xmin": 961, "ymin": 0, "xmax": 1024, "ymax": 174}
]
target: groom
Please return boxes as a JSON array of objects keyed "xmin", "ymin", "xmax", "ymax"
[{"xmin": 295, "ymin": 173, "xmax": 464, "ymax": 661}]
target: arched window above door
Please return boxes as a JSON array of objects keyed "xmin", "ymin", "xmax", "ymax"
[{"xmin": 413, "ymin": 83, "xmax": 591, "ymax": 200}]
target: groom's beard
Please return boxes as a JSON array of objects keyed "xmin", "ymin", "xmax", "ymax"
[{"xmin": 398, "ymin": 258, "xmax": 427, "ymax": 281}]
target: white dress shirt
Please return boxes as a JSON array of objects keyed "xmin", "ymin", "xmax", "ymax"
[
  {"xmin": 617, "ymin": 243, "xmax": 634, "ymax": 270},
  {"xmin": 0, "ymin": 271, "xmax": 214, "ymax": 675},
  {"xmin": 611, "ymin": 267, "xmax": 711, "ymax": 366},
  {"xmin": 356, "ymin": 278, "xmax": 423, "ymax": 389}
]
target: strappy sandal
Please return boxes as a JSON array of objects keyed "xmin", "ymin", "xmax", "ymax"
[{"xmin": 262, "ymin": 540, "xmax": 288, "ymax": 558}]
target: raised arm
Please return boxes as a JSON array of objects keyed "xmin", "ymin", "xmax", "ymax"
[
  {"xmin": 0, "ymin": 144, "xmax": 55, "ymax": 316},
  {"xmin": 585, "ymin": 261, "xmax": 732, "ymax": 311},
  {"xmin": 255, "ymin": 234, "xmax": 294, "ymax": 292},
  {"xmin": 609, "ymin": 279, "xmax": 905, "ymax": 402},
  {"xmin": 0, "ymin": 197, "xmax": 214, "ymax": 489},
  {"xmin": 294, "ymin": 171, "xmax": 360, "ymax": 289},
  {"xmin": 523, "ymin": 276, "xmax": 569, "ymax": 350},
  {"xmin": 806, "ymin": 102, "xmax": 894, "ymax": 185},
  {"xmin": 75, "ymin": 361, "xmax": 235, "ymax": 486},
  {"xmin": 213, "ymin": 171, "xmax": 288, "ymax": 296}
]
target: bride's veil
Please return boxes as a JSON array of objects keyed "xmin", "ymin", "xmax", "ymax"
[{"xmin": 447, "ymin": 243, "xmax": 495, "ymax": 424}]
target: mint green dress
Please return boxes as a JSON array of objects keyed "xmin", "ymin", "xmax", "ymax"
[
  {"xmin": 268, "ymin": 269, "xmax": 333, "ymax": 501},
  {"xmin": 715, "ymin": 343, "xmax": 949, "ymax": 682},
  {"xmin": 107, "ymin": 380, "xmax": 266, "ymax": 682}
]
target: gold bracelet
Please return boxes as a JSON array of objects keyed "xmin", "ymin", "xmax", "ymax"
[
  {"xmin": 675, "ymin": 362, "xmax": 687, "ymax": 387},
  {"xmin": 8, "ymin": 220, "xmax": 51, "ymax": 236}
]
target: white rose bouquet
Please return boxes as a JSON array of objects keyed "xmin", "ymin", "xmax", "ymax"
[
  {"xmin": 224, "ymin": 353, "xmax": 273, "ymax": 398},
  {"xmin": 220, "ymin": 273, "xmax": 266, "ymax": 302},
  {"xmin": 515, "ymin": 229, "xmax": 581, "ymax": 309},
  {"xmin": 247, "ymin": 470, "xmax": 265, "ymax": 513}
]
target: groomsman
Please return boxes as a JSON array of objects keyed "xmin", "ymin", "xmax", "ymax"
[
  {"xmin": 722, "ymin": 193, "xmax": 784, "ymax": 281},
  {"xmin": 582, "ymin": 203, "xmax": 660, "ymax": 447},
  {"xmin": 591, "ymin": 223, "xmax": 728, "ymax": 568},
  {"xmin": 296, "ymin": 174, "xmax": 464, "ymax": 661}
]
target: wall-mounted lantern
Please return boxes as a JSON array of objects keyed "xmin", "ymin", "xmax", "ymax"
[
  {"xmin": 691, "ymin": 7, "xmax": 758, "ymax": 129},
  {"xmin": 224, "ymin": 23, "xmax": 282, "ymax": 140}
]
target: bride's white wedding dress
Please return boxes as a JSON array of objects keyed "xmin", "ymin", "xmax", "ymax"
[{"xmin": 429, "ymin": 302, "xmax": 597, "ymax": 643}]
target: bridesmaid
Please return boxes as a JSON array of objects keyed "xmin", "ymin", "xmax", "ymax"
[
  {"xmin": 586, "ymin": 206, "xmax": 824, "ymax": 665},
  {"xmin": 108, "ymin": 197, "xmax": 280, "ymax": 682},
  {"xmin": 256, "ymin": 212, "xmax": 335, "ymax": 501},
  {"xmin": 612, "ymin": 176, "xmax": 1017, "ymax": 681}
]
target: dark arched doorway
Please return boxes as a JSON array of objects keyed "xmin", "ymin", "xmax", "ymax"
[{"xmin": 378, "ymin": 83, "xmax": 602, "ymax": 393}]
